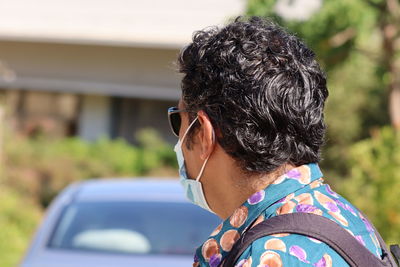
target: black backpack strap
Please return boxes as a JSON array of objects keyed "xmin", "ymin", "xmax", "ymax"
[
  {"xmin": 391, "ymin": 245, "xmax": 400, "ymax": 266},
  {"xmin": 220, "ymin": 213, "xmax": 397, "ymax": 267}
]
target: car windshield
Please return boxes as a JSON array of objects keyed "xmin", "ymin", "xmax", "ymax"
[{"xmin": 48, "ymin": 201, "xmax": 221, "ymax": 255}]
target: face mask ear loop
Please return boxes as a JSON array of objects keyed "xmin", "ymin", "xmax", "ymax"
[
  {"xmin": 195, "ymin": 128, "xmax": 215, "ymax": 182},
  {"xmin": 180, "ymin": 116, "xmax": 198, "ymax": 143}
]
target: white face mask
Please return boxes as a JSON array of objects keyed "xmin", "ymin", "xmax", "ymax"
[{"xmin": 173, "ymin": 117, "xmax": 214, "ymax": 213}]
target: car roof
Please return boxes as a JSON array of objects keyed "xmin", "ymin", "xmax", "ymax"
[{"xmin": 72, "ymin": 178, "xmax": 186, "ymax": 202}]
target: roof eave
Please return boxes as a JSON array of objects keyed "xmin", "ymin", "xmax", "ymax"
[{"xmin": 0, "ymin": 34, "xmax": 185, "ymax": 50}]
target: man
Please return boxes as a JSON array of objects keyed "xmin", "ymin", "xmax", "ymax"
[{"xmin": 168, "ymin": 17, "xmax": 383, "ymax": 267}]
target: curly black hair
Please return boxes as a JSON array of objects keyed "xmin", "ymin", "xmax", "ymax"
[{"xmin": 178, "ymin": 16, "xmax": 329, "ymax": 174}]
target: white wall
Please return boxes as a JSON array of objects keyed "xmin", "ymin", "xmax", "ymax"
[{"xmin": 78, "ymin": 94, "xmax": 111, "ymax": 141}]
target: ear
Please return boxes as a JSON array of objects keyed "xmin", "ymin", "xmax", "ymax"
[{"xmin": 196, "ymin": 110, "xmax": 215, "ymax": 161}]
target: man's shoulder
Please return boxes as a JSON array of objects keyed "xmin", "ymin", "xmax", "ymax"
[
  {"xmin": 236, "ymin": 181, "xmax": 382, "ymax": 266},
  {"xmin": 270, "ymin": 180, "xmax": 382, "ymax": 257}
]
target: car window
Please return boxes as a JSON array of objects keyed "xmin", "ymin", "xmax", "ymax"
[{"xmin": 48, "ymin": 201, "xmax": 221, "ymax": 255}]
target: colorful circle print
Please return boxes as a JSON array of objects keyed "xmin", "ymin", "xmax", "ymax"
[
  {"xmin": 230, "ymin": 206, "xmax": 248, "ymax": 228},
  {"xmin": 248, "ymin": 190, "xmax": 265, "ymax": 205}
]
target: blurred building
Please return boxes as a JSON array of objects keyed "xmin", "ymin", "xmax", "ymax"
[{"xmin": 0, "ymin": 0, "xmax": 245, "ymax": 144}]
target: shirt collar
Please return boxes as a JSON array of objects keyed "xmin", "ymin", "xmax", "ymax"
[{"xmin": 194, "ymin": 163, "xmax": 323, "ymax": 267}]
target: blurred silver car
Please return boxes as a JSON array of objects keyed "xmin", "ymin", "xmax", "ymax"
[{"xmin": 20, "ymin": 179, "xmax": 221, "ymax": 267}]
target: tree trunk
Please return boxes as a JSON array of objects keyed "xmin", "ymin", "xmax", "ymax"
[
  {"xmin": 381, "ymin": 0, "xmax": 400, "ymax": 130},
  {"xmin": 0, "ymin": 99, "xmax": 4, "ymax": 179},
  {"xmin": 390, "ymin": 88, "xmax": 400, "ymax": 129}
]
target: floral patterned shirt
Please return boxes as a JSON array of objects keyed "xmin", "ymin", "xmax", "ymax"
[{"xmin": 193, "ymin": 163, "xmax": 383, "ymax": 267}]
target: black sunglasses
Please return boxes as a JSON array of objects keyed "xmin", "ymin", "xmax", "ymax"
[{"xmin": 168, "ymin": 107, "xmax": 187, "ymax": 137}]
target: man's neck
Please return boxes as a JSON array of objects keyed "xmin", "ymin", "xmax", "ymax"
[{"xmin": 211, "ymin": 163, "xmax": 294, "ymax": 220}]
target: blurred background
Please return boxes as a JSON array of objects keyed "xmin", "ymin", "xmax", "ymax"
[{"xmin": 0, "ymin": 0, "xmax": 399, "ymax": 266}]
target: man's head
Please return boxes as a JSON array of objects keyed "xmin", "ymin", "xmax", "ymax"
[{"xmin": 177, "ymin": 16, "xmax": 328, "ymax": 175}]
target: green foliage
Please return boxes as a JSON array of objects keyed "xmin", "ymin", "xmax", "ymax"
[
  {"xmin": 136, "ymin": 128, "xmax": 178, "ymax": 174},
  {"xmin": 0, "ymin": 187, "xmax": 41, "ymax": 267},
  {"xmin": 4, "ymin": 129, "xmax": 177, "ymax": 208},
  {"xmin": 321, "ymin": 50, "xmax": 389, "ymax": 179},
  {"xmin": 247, "ymin": 0, "xmax": 372, "ymax": 70},
  {"xmin": 339, "ymin": 127, "xmax": 400, "ymax": 244}
]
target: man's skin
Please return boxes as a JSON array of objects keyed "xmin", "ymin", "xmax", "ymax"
[{"xmin": 178, "ymin": 100, "xmax": 294, "ymax": 220}]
